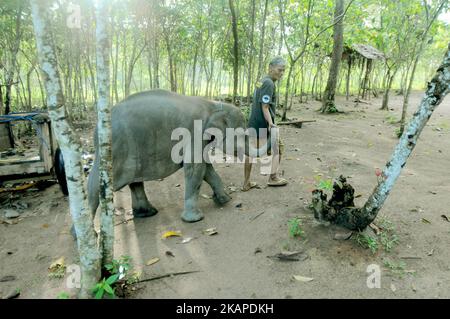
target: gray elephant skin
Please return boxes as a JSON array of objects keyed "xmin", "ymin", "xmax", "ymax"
[{"xmin": 88, "ymin": 89, "xmax": 268, "ymax": 223}]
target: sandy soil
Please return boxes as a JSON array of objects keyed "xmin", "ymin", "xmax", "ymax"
[{"xmin": 1, "ymin": 91, "xmax": 450, "ymax": 299}]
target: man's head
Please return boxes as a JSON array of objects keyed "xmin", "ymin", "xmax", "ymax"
[{"xmin": 268, "ymin": 57, "xmax": 286, "ymax": 82}]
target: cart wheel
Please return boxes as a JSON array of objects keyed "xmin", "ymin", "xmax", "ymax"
[{"xmin": 55, "ymin": 147, "xmax": 68, "ymax": 196}]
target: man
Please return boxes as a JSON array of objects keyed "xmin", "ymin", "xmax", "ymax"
[{"xmin": 242, "ymin": 57, "xmax": 288, "ymax": 191}]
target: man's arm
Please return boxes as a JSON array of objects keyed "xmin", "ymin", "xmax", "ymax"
[{"xmin": 262, "ymin": 104, "xmax": 275, "ymax": 129}]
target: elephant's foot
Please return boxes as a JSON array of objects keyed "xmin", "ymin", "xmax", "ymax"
[
  {"xmin": 213, "ymin": 192, "xmax": 231, "ymax": 206},
  {"xmin": 133, "ymin": 206, "xmax": 158, "ymax": 218},
  {"xmin": 181, "ymin": 209, "xmax": 204, "ymax": 223}
]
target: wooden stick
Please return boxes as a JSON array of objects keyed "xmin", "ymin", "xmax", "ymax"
[
  {"xmin": 278, "ymin": 120, "xmax": 316, "ymax": 125},
  {"xmin": 137, "ymin": 271, "xmax": 201, "ymax": 284}
]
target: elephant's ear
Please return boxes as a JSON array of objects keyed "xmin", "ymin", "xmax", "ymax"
[{"xmin": 204, "ymin": 111, "xmax": 228, "ymax": 139}]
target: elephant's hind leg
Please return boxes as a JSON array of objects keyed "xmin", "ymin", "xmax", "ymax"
[
  {"xmin": 129, "ymin": 182, "xmax": 158, "ymax": 218},
  {"xmin": 204, "ymin": 163, "xmax": 231, "ymax": 205}
]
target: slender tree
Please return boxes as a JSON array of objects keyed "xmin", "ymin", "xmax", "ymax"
[
  {"xmin": 229, "ymin": 0, "xmax": 239, "ymax": 103},
  {"xmin": 398, "ymin": 0, "xmax": 446, "ymax": 136},
  {"xmin": 95, "ymin": 0, "xmax": 115, "ymax": 266},
  {"xmin": 321, "ymin": 0, "xmax": 345, "ymax": 113},
  {"xmin": 30, "ymin": 0, "xmax": 101, "ymax": 298}
]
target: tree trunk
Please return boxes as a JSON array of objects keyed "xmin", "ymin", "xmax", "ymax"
[
  {"xmin": 95, "ymin": 0, "xmax": 115, "ymax": 267},
  {"xmin": 0, "ymin": 85, "xmax": 4, "ymax": 115},
  {"xmin": 192, "ymin": 46, "xmax": 198, "ymax": 96},
  {"xmin": 4, "ymin": 2, "xmax": 23, "ymax": 115},
  {"xmin": 345, "ymin": 55, "xmax": 352, "ymax": 101},
  {"xmin": 397, "ymin": 0, "xmax": 445, "ymax": 136},
  {"xmin": 246, "ymin": 0, "xmax": 256, "ymax": 103},
  {"xmin": 361, "ymin": 59, "xmax": 372, "ymax": 100},
  {"xmin": 229, "ymin": 0, "xmax": 239, "ymax": 104},
  {"xmin": 31, "ymin": 0, "xmax": 101, "ymax": 298},
  {"xmin": 113, "ymin": 27, "xmax": 120, "ymax": 103},
  {"xmin": 380, "ymin": 67, "xmax": 397, "ymax": 110},
  {"xmin": 321, "ymin": 0, "xmax": 344, "ymax": 113},
  {"xmin": 399, "ymin": 54, "xmax": 420, "ymax": 136},
  {"xmin": 282, "ymin": 61, "xmax": 294, "ymax": 121},
  {"xmin": 256, "ymin": 0, "xmax": 269, "ymax": 82},
  {"xmin": 153, "ymin": 36, "xmax": 160, "ymax": 89},
  {"xmin": 311, "ymin": 43, "xmax": 450, "ymax": 231}
]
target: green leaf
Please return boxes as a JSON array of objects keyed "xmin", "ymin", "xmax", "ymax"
[
  {"xmin": 106, "ymin": 274, "xmax": 120, "ymax": 285},
  {"xmin": 95, "ymin": 288, "xmax": 104, "ymax": 299},
  {"xmin": 104, "ymin": 284, "xmax": 114, "ymax": 295}
]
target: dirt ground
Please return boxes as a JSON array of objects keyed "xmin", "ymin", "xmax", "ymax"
[{"xmin": 1, "ymin": 91, "xmax": 450, "ymax": 299}]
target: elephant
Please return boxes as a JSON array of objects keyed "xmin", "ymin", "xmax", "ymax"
[{"xmin": 87, "ymin": 89, "xmax": 271, "ymax": 224}]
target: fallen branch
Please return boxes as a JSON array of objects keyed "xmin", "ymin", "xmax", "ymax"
[
  {"xmin": 137, "ymin": 271, "xmax": 201, "ymax": 284},
  {"xmin": 277, "ymin": 120, "xmax": 316, "ymax": 128},
  {"xmin": 250, "ymin": 211, "xmax": 265, "ymax": 221}
]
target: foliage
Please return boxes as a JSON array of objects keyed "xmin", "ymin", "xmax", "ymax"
[
  {"xmin": 92, "ymin": 274, "xmax": 120, "ymax": 299},
  {"xmin": 1, "ymin": 0, "xmax": 448, "ymax": 116},
  {"xmin": 314, "ymin": 176, "xmax": 334, "ymax": 191},
  {"xmin": 92, "ymin": 255, "xmax": 135, "ymax": 299},
  {"xmin": 354, "ymin": 233, "xmax": 379, "ymax": 254},
  {"xmin": 56, "ymin": 292, "xmax": 70, "ymax": 299},
  {"xmin": 288, "ymin": 217, "xmax": 305, "ymax": 238},
  {"xmin": 354, "ymin": 217, "xmax": 399, "ymax": 254},
  {"xmin": 383, "ymin": 259, "xmax": 407, "ymax": 277}
]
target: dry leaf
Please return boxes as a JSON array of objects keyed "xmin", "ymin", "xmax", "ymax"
[
  {"xmin": 204, "ymin": 227, "xmax": 218, "ymax": 236},
  {"xmin": 146, "ymin": 257, "xmax": 160, "ymax": 266},
  {"xmin": 201, "ymin": 194, "xmax": 212, "ymax": 199},
  {"xmin": 41, "ymin": 224, "xmax": 49, "ymax": 228},
  {"xmin": 334, "ymin": 231, "xmax": 353, "ymax": 240},
  {"xmin": 427, "ymin": 248, "xmax": 434, "ymax": 256},
  {"xmin": 162, "ymin": 231, "xmax": 182, "ymax": 239},
  {"xmin": 179, "ymin": 237, "xmax": 193, "ymax": 244},
  {"xmin": 0, "ymin": 218, "xmax": 16, "ymax": 225},
  {"xmin": 293, "ymin": 275, "xmax": 314, "ymax": 282},
  {"xmin": 270, "ymin": 251, "xmax": 309, "ymax": 262},
  {"xmin": 49, "ymin": 257, "xmax": 65, "ymax": 271}
]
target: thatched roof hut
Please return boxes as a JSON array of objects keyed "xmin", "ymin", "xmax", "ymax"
[{"xmin": 342, "ymin": 44, "xmax": 385, "ymax": 100}]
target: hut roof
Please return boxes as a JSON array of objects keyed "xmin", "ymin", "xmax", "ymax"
[{"xmin": 351, "ymin": 44, "xmax": 385, "ymax": 60}]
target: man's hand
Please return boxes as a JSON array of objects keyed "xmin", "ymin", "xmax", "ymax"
[{"xmin": 268, "ymin": 123, "xmax": 277, "ymax": 132}]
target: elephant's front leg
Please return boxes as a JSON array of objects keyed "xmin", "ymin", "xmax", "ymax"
[
  {"xmin": 182, "ymin": 163, "xmax": 206, "ymax": 222},
  {"xmin": 204, "ymin": 163, "xmax": 231, "ymax": 206}
]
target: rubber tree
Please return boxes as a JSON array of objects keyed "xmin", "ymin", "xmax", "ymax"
[
  {"xmin": 229, "ymin": 0, "xmax": 239, "ymax": 103},
  {"xmin": 30, "ymin": 0, "xmax": 101, "ymax": 298},
  {"xmin": 311, "ymin": 43, "xmax": 450, "ymax": 230},
  {"xmin": 95, "ymin": 0, "xmax": 115, "ymax": 266},
  {"xmin": 320, "ymin": 0, "xmax": 345, "ymax": 113}
]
